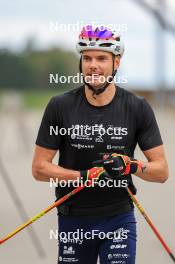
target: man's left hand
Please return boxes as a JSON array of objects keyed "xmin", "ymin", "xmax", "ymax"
[{"xmin": 93, "ymin": 153, "xmax": 143, "ymax": 178}]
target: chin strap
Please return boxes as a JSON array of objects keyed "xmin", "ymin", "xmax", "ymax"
[{"xmin": 79, "ymin": 55, "xmax": 117, "ymax": 98}]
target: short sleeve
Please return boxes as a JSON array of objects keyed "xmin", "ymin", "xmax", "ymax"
[
  {"xmin": 137, "ymin": 98, "xmax": 163, "ymax": 151},
  {"xmin": 35, "ymin": 97, "xmax": 62, "ymax": 150}
]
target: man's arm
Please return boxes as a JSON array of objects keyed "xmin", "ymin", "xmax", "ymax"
[
  {"xmin": 32, "ymin": 145, "xmax": 80, "ymax": 182},
  {"xmin": 134, "ymin": 145, "xmax": 169, "ymax": 183}
]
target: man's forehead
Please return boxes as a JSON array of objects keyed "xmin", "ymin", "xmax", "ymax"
[{"xmin": 82, "ymin": 50, "xmax": 112, "ymax": 57}]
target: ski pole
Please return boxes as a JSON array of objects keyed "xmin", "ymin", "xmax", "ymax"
[
  {"xmin": 127, "ymin": 187, "xmax": 175, "ymax": 263},
  {"xmin": 0, "ymin": 167, "xmax": 104, "ymax": 245},
  {"xmin": 0, "ymin": 185, "xmax": 85, "ymax": 245},
  {"xmin": 1, "ymin": 173, "xmax": 174, "ymax": 263},
  {"xmin": 93, "ymin": 156, "xmax": 175, "ymax": 261},
  {"xmin": 0, "ymin": 158, "xmax": 46, "ymax": 257}
]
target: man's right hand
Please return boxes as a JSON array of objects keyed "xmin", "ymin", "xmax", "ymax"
[{"xmin": 80, "ymin": 167, "xmax": 107, "ymax": 185}]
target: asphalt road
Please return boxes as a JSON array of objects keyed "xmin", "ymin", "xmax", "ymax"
[{"xmin": 0, "ymin": 105, "xmax": 175, "ymax": 264}]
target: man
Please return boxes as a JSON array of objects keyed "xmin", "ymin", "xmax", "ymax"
[{"xmin": 32, "ymin": 25, "xmax": 169, "ymax": 264}]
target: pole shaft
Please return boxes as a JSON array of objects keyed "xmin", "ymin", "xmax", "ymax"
[
  {"xmin": 0, "ymin": 185, "xmax": 84, "ymax": 244},
  {"xmin": 127, "ymin": 187, "xmax": 175, "ymax": 262}
]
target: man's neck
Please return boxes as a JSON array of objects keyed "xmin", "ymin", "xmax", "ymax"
[{"xmin": 85, "ymin": 83, "xmax": 116, "ymax": 107}]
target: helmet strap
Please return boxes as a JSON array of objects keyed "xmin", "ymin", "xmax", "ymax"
[{"xmin": 79, "ymin": 55, "xmax": 117, "ymax": 99}]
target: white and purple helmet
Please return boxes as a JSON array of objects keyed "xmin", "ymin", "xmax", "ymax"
[{"xmin": 76, "ymin": 25, "xmax": 124, "ymax": 57}]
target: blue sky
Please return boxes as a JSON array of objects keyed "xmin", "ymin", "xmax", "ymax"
[{"xmin": 0, "ymin": 0, "xmax": 175, "ymax": 88}]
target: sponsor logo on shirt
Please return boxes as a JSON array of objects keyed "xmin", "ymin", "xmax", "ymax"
[{"xmin": 63, "ymin": 246, "xmax": 75, "ymax": 255}]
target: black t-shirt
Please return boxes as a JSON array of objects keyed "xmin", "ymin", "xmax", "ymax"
[{"xmin": 36, "ymin": 86, "xmax": 163, "ymax": 216}]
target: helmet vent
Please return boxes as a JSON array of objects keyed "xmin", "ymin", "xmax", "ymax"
[
  {"xmin": 78, "ymin": 42, "xmax": 87, "ymax": 46},
  {"xmin": 99, "ymin": 43, "xmax": 114, "ymax": 47}
]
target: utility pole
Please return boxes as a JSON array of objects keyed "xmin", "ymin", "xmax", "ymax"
[{"xmin": 155, "ymin": 0, "xmax": 167, "ymax": 106}]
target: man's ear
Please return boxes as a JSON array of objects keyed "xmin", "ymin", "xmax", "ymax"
[{"xmin": 114, "ymin": 55, "xmax": 121, "ymax": 70}]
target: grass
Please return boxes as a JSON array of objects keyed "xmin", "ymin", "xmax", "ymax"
[
  {"xmin": 22, "ymin": 90, "xmax": 61, "ymax": 109},
  {"xmin": 0, "ymin": 88, "xmax": 68, "ymax": 109}
]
